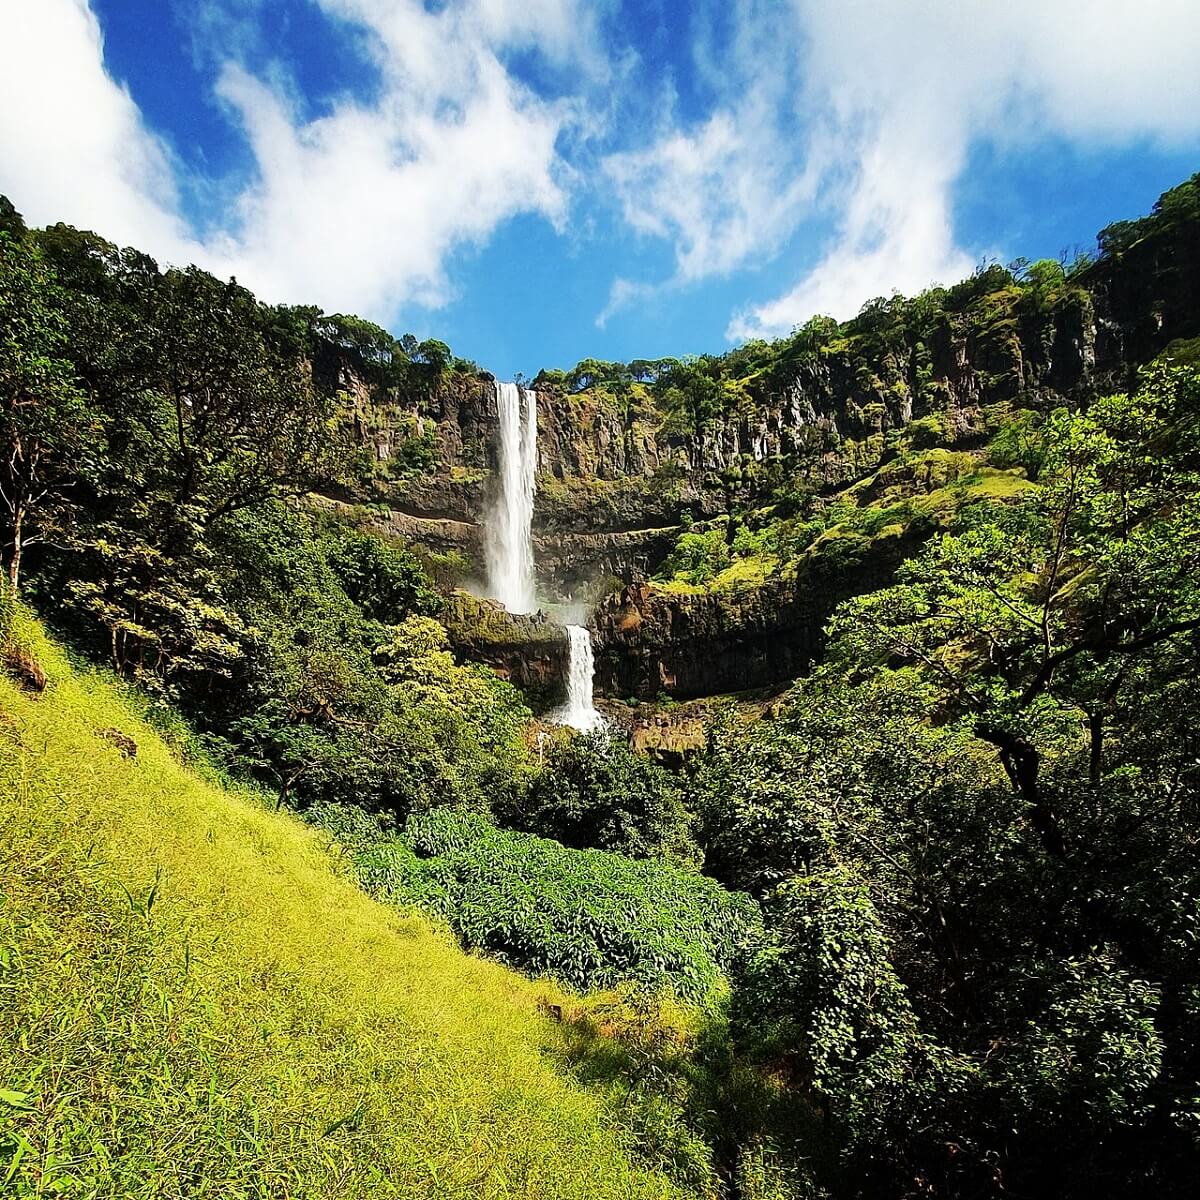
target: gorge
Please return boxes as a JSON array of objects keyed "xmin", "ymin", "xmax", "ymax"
[{"xmin": 338, "ymin": 177, "xmax": 1200, "ymax": 709}]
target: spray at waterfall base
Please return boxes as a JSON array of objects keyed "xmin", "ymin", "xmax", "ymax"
[{"xmin": 485, "ymin": 381, "xmax": 604, "ymax": 733}]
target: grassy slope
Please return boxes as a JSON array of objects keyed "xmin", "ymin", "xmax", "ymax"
[{"xmin": 0, "ymin": 611, "xmax": 689, "ymax": 1199}]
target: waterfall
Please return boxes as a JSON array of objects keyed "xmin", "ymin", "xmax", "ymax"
[
  {"xmin": 486, "ymin": 381, "xmax": 538, "ymax": 614},
  {"xmin": 485, "ymin": 380, "xmax": 601, "ymax": 731},
  {"xmin": 559, "ymin": 624, "xmax": 603, "ymax": 733}
]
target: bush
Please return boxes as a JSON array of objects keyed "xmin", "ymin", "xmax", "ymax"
[
  {"xmin": 343, "ymin": 809, "xmax": 764, "ymax": 1004},
  {"xmin": 511, "ymin": 731, "xmax": 697, "ymax": 860}
]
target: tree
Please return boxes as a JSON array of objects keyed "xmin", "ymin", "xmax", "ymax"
[
  {"xmin": 512, "ymin": 730, "xmax": 696, "ymax": 860},
  {"xmin": 0, "ymin": 233, "xmax": 95, "ymax": 589},
  {"xmin": 655, "ymin": 357, "xmax": 724, "ymax": 437},
  {"xmin": 153, "ymin": 267, "xmax": 346, "ymax": 531},
  {"xmin": 831, "ymin": 363, "xmax": 1200, "ymax": 863},
  {"xmin": 414, "ymin": 338, "xmax": 451, "ymax": 373}
]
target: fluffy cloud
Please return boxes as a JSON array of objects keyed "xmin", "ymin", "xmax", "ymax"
[
  {"xmin": 731, "ymin": 0, "xmax": 1200, "ymax": 339},
  {"xmin": 0, "ymin": 0, "xmax": 581, "ymax": 318},
  {"xmin": 598, "ymin": 0, "xmax": 822, "ymax": 323},
  {"xmin": 0, "ymin": 0, "xmax": 200, "ymax": 259},
  {"xmin": 598, "ymin": 0, "xmax": 1200, "ymax": 338},
  {"xmin": 3, "ymin": 0, "xmax": 1199, "ymax": 342}
]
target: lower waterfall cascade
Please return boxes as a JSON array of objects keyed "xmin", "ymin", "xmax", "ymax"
[{"xmin": 557, "ymin": 624, "xmax": 604, "ymax": 733}]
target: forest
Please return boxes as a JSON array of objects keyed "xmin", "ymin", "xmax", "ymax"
[{"xmin": 1, "ymin": 174, "xmax": 1198, "ymax": 1199}]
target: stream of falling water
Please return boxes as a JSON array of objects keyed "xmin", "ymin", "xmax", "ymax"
[
  {"xmin": 486, "ymin": 381, "xmax": 538, "ymax": 614},
  {"xmin": 558, "ymin": 624, "xmax": 603, "ymax": 733},
  {"xmin": 486, "ymin": 381, "xmax": 603, "ymax": 732}
]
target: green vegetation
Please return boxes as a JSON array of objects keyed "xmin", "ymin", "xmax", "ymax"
[
  {"xmin": 316, "ymin": 805, "xmax": 761, "ymax": 1005},
  {"xmin": 2, "ymin": 176, "xmax": 1200, "ymax": 1198},
  {"xmin": 651, "ymin": 417, "xmax": 1039, "ymax": 595},
  {"xmin": 0, "ymin": 210, "xmax": 540, "ymax": 823},
  {"xmin": 0, "ymin": 609, "xmax": 692, "ymax": 1198},
  {"xmin": 690, "ymin": 360, "xmax": 1200, "ymax": 1195},
  {"xmin": 510, "ymin": 729, "xmax": 697, "ymax": 859}
]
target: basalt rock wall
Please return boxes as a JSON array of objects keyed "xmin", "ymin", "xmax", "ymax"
[
  {"xmin": 590, "ymin": 531, "xmax": 920, "ymax": 699},
  {"xmin": 326, "ymin": 194, "xmax": 1199, "ymax": 697},
  {"xmin": 346, "ymin": 234, "xmax": 1198, "ymax": 585}
]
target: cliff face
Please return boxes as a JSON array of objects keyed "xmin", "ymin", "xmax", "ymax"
[
  {"xmin": 438, "ymin": 592, "xmax": 569, "ymax": 708},
  {"xmin": 324, "ymin": 185, "xmax": 1198, "ymax": 698},
  {"xmin": 590, "ymin": 530, "xmax": 918, "ymax": 699},
  {"xmin": 350, "ymin": 255, "xmax": 1194, "ymax": 570}
]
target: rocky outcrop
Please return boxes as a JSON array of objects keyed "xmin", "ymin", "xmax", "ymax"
[
  {"xmin": 534, "ymin": 525, "xmax": 679, "ymax": 598},
  {"xmin": 349, "ymin": 266, "xmax": 1190, "ymax": 597},
  {"xmin": 591, "ymin": 529, "xmax": 918, "ymax": 699},
  {"xmin": 322, "ymin": 186, "xmax": 1199, "ymax": 701},
  {"xmin": 439, "ymin": 592, "xmax": 568, "ymax": 708}
]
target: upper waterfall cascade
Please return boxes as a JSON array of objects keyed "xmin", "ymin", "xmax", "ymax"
[{"xmin": 486, "ymin": 381, "xmax": 538, "ymax": 615}]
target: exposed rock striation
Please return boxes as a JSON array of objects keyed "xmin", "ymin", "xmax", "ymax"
[
  {"xmin": 591, "ymin": 529, "xmax": 919, "ymax": 699},
  {"xmin": 320, "ymin": 186, "xmax": 1199, "ymax": 698},
  {"xmin": 439, "ymin": 591, "xmax": 569, "ymax": 708}
]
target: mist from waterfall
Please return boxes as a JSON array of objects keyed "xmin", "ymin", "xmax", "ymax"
[
  {"xmin": 559, "ymin": 624, "xmax": 604, "ymax": 733},
  {"xmin": 486, "ymin": 381, "xmax": 538, "ymax": 614}
]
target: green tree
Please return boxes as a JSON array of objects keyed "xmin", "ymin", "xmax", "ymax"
[
  {"xmin": 512, "ymin": 731, "xmax": 696, "ymax": 861},
  {"xmin": 0, "ymin": 232, "xmax": 95, "ymax": 589},
  {"xmin": 833, "ymin": 365, "xmax": 1200, "ymax": 862}
]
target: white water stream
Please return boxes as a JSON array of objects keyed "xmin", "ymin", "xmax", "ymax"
[
  {"xmin": 558, "ymin": 624, "xmax": 604, "ymax": 733},
  {"xmin": 485, "ymin": 380, "xmax": 603, "ymax": 732},
  {"xmin": 486, "ymin": 381, "xmax": 538, "ymax": 614}
]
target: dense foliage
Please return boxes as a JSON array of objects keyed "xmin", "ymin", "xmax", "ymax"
[
  {"xmin": 0, "ymin": 210, "xmax": 532, "ymax": 821},
  {"xmin": 505, "ymin": 729, "xmax": 697, "ymax": 860},
  {"xmin": 315, "ymin": 805, "xmax": 762, "ymax": 1004},
  {"xmin": 690, "ymin": 360, "xmax": 1200, "ymax": 1195}
]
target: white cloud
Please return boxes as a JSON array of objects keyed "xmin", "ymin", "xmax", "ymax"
[
  {"xmin": 3, "ymin": 0, "xmax": 1199, "ymax": 342},
  {"xmin": 604, "ymin": 101, "xmax": 822, "ymax": 285},
  {"xmin": 598, "ymin": 0, "xmax": 822, "ymax": 322},
  {"xmin": 0, "ymin": 0, "xmax": 584, "ymax": 320},
  {"xmin": 596, "ymin": 276, "xmax": 657, "ymax": 329},
  {"xmin": 598, "ymin": 0, "xmax": 1200, "ymax": 338},
  {"xmin": 0, "ymin": 0, "xmax": 200, "ymax": 259}
]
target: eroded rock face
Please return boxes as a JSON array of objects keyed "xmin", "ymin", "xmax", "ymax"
[
  {"xmin": 591, "ymin": 530, "xmax": 918, "ymax": 700},
  {"xmin": 324, "ymin": 217, "xmax": 1198, "ymax": 699},
  {"xmin": 350, "ymin": 278, "xmax": 1164, "ymax": 574},
  {"xmin": 439, "ymin": 591, "xmax": 569, "ymax": 708}
]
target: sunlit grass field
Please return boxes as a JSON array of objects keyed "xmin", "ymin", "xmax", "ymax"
[{"xmin": 0, "ymin": 608, "xmax": 690, "ymax": 1198}]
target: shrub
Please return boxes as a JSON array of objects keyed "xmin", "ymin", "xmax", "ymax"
[
  {"xmin": 510, "ymin": 731, "xmax": 697, "ymax": 861},
  {"xmin": 345, "ymin": 809, "xmax": 764, "ymax": 1004}
]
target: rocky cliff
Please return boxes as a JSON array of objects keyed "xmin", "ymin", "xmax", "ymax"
[
  {"xmin": 322, "ymin": 177, "xmax": 1199, "ymax": 698},
  {"xmin": 590, "ymin": 528, "xmax": 919, "ymax": 699},
  {"xmin": 439, "ymin": 592, "xmax": 569, "ymax": 708},
  {"xmin": 344, "ymin": 243, "xmax": 1197, "ymax": 581}
]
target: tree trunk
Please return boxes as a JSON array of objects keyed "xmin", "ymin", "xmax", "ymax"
[
  {"xmin": 979, "ymin": 724, "xmax": 1068, "ymax": 861},
  {"xmin": 7, "ymin": 504, "xmax": 23, "ymax": 593},
  {"xmin": 1088, "ymin": 710, "xmax": 1104, "ymax": 785}
]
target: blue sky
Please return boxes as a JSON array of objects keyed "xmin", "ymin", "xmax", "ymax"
[{"xmin": 2, "ymin": 1, "xmax": 1199, "ymax": 379}]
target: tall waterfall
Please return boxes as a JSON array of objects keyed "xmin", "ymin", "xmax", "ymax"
[
  {"xmin": 486, "ymin": 380, "xmax": 602, "ymax": 731},
  {"xmin": 486, "ymin": 381, "xmax": 538, "ymax": 614},
  {"xmin": 559, "ymin": 624, "xmax": 603, "ymax": 733}
]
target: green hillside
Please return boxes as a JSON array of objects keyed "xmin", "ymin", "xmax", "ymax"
[{"xmin": 0, "ymin": 607, "xmax": 690, "ymax": 1199}]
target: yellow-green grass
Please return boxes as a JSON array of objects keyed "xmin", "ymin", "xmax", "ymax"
[
  {"xmin": 0, "ymin": 610, "xmax": 691, "ymax": 1199},
  {"xmin": 909, "ymin": 466, "xmax": 1036, "ymax": 514}
]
